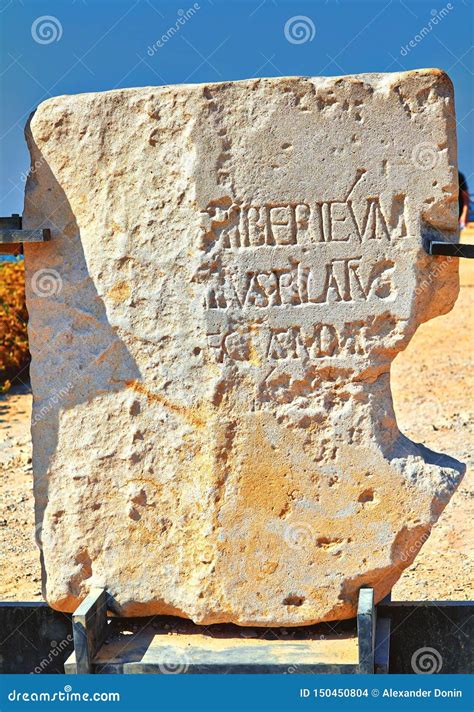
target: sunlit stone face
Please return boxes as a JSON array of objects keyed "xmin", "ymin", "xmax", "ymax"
[{"xmin": 24, "ymin": 70, "xmax": 464, "ymax": 625}]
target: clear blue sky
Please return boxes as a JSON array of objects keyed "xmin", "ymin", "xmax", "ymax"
[{"xmin": 1, "ymin": 0, "xmax": 472, "ymax": 216}]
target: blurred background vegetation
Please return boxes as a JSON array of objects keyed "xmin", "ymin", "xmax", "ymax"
[{"xmin": 0, "ymin": 260, "xmax": 29, "ymax": 392}]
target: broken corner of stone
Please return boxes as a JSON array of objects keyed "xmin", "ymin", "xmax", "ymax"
[{"xmin": 23, "ymin": 69, "xmax": 465, "ymax": 626}]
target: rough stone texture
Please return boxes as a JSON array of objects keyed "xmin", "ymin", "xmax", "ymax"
[{"xmin": 23, "ymin": 70, "xmax": 465, "ymax": 626}]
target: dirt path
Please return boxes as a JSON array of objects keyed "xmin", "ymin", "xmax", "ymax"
[
  {"xmin": 0, "ymin": 384, "xmax": 39, "ymax": 601},
  {"xmin": 0, "ymin": 242, "xmax": 472, "ymax": 603}
]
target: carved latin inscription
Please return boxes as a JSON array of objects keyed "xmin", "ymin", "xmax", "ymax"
[
  {"xmin": 204, "ymin": 259, "xmax": 396, "ymax": 310},
  {"xmin": 196, "ymin": 185, "xmax": 408, "ymax": 367},
  {"xmin": 206, "ymin": 323, "xmax": 371, "ymax": 364},
  {"xmin": 199, "ymin": 188, "xmax": 407, "ymax": 251}
]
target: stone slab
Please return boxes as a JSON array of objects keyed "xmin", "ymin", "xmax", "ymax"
[{"xmin": 23, "ymin": 70, "xmax": 464, "ymax": 625}]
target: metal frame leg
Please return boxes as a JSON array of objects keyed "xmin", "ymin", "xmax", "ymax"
[
  {"xmin": 72, "ymin": 588, "xmax": 108, "ymax": 674},
  {"xmin": 357, "ymin": 587, "xmax": 375, "ymax": 674}
]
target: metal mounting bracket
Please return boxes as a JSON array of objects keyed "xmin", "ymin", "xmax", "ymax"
[
  {"xmin": 0, "ymin": 214, "xmax": 50, "ymax": 254},
  {"xmin": 425, "ymin": 239, "xmax": 474, "ymax": 259},
  {"xmin": 64, "ymin": 586, "xmax": 390, "ymax": 674}
]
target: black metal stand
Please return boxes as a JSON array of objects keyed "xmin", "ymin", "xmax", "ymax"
[
  {"xmin": 65, "ymin": 587, "xmax": 390, "ymax": 674},
  {"xmin": 0, "ymin": 214, "xmax": 50, "ymax": 255},
  {"xmin": 425, "ymin": 239, "xmax": 474, "ymax": 258}
]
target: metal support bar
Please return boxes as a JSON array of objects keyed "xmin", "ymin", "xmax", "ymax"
[
  {"xmin": 0, "ymin": 229, "xmax": 51, "ymax": 244},
  {"xmin": 357, "ymin": 587, "xmax": 375, "ymax": 674},
  {"xmin": 426, "ymin": 239, "xmax": 474, "ymax": 258},
  {"xmin": 0, "ymin": 214, "xmax": 50, "ymax": 254},
  {"xmin": 72, "ymin": 587, "xmax": 108, "ymax": 674}
]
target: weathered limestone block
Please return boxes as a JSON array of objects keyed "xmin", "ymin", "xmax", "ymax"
[{"xmin": 24, "ymin": 70, "xmax": 464, "ymax": 625}]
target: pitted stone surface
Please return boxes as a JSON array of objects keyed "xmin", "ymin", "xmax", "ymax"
[{"xmin": 24, "ymin": 70, "xmax": 464, "ymax": 625}]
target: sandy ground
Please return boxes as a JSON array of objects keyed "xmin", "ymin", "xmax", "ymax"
[
  {"xmin": 0, "ymin": 383, "xmax": 38, "ymax": 601},
  {"xmin": 391, "ymin": 237, "xmax": 474, "ymax": 601},
  {"xmin": 0, "ymin": 237, "xmax": 472, "ymax": 604}
]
